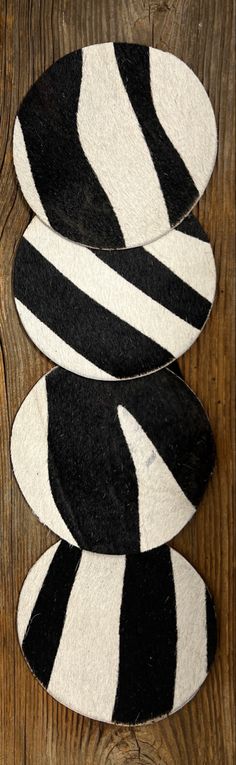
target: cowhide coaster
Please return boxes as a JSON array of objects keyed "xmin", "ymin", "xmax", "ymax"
[
  {"xmin": 17, "ymin": 541, "xmax": 217, "ymax": 725},
  {"xmin": 13, "ymin": 214, "xmax": 216, "ymax": 380},
  {"xmin": 13, "ymin": 43, "xmax": 217, "ymax": 249},
  {"xmin": 11, "ymin": 366, "xmax": 215, "ymax": 554}
]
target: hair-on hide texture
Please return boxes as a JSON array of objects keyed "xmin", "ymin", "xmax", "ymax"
[
  {"xmin": 13, "ymin": 214, "xmax": 216, "ymax": 380},
  {"xmin": 11, "ymin": 366, "xmax": 216, "ymax": 554},
  {"xmin": 13, "ymin": 43, "xmax": 217, "ymax": 249},
  {"xmin": 17, "ymin": 541, "xmax": 217, "ymax": 725}
]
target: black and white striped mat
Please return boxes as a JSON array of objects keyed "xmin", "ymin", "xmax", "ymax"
[
  {"xmin": 13, "ymin": 43, "xmax": 217, "ymax": 249},
  {"xmin": 17, "ymin": 541, "xmax": 217, "ymax": 725},
  {"xmin": 11, "ymin": 366, "xmax": 215, "ymax": 554},
  {"xmin": 13, "ymin": 214, "xmax": 216, "ymax": 380}
]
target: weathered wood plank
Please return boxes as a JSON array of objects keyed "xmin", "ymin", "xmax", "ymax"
[{"xmin": 0, "ymin": 1, "xmax": 235, "ymax": 762}]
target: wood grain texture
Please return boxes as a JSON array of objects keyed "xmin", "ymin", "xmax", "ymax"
[{"xmin": 0, "ymin": 0, "xmax": 235, "ymax": 762}]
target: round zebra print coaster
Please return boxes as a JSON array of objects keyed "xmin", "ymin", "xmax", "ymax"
[
  {"xmin": 11, "ymin": 366, "xmax": 215, "ymax": 554},
  {"xmin": 13, "ymin": 214, "xmax": 216, "ymax": 380},
  {"xmin": 13, "ymin": 43, "xmax": 217, "ymax": 249},
  {"xmin": 17, "ymin": 541, "xmax": 217, "ymax": 725}
]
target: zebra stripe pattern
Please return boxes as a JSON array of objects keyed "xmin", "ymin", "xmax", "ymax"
[
  {"xmin": 17, "ymin": 541, "xmax": 217, "ymax": 725},
  {"xmin": 11, "ymin": 366, "xmax": 215, "ymax": 555},
  {"xmin": 13, "ymin": 43, "xmax": 217, "ymax": 249},
  {"xmin": 13, "ymin": 214, "xmax": 216, "ymax": 381}
]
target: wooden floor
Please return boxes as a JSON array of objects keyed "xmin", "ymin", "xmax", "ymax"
[{"xmin": 0, "ymin": 1, "xmax": 235, "ymax": 763}]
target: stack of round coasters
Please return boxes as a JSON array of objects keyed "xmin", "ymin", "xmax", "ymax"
[{"xmin": 12, "ymin": 41, "xmax": 218, "ymax": 724}]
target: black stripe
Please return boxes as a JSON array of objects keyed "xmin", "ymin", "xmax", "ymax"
[
  {"xmin": 18, "ymin": 51, "xmax": 125, "ymax": 248},
  {"xmin": 206, "ymin": 588, "xmax": 217, "ymax": 671},
  {"xmin": 114, "ymin": 44, "xmax": 198, "ymax": 228},
  {"xmin": 112, "ymin": 546, "xmax": 177, "ymax": 724},
  {"xmin": 14, "ymin": 239, "xmax": 172, "ymax": 378},
  {"xmin": 46, "ymin": 371, "xmax": 141, "ymax": 554},
  {"xmin": 22, "ymin": 542, "xmax": 81, "ymax": 688},
  {"xmin": 178, "ymin": 214, "xmax": 209, "ymax": 242},
  {"xmin": 93, "ymin": 245, "xmax": 211, "ymax": 330}
]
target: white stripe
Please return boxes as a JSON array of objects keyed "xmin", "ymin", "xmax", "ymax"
[
  {"xmin": 48, "ymin": 551, "xmax": 125, "ymax": 722},
  {"xmin": 77, "ymin": 42, "xmax": 169, "ymax": 248},
  {"xmin": 15, "ymin": 301, "xmax": 116, "ymax": 381},
  {"xmin": 13, "ymin": 118, "xmax": 49, "ymax": 226},
  {"xmin": 118, "ymin": 406, "xmax": 195, "ymax": 552},
  {"xmin": 171, "ymin": 549, "xmax": 207, "ymax": 712},
  {"xmin": 145, "ymin": 229, "xmax": 216, "ymax": 302},
  {"xmin": 17, "ymin": 543, "xmax": 60, "ymax": 645},
  {"xmin": 23, "ymin": 219, "xmax": 201, "ymax": 357},
  {"xmin": 11, "ymin": 376, "xmax": 77, "ymax": 546},
  {"xmin": 150, "ymin": 49, "xmax": 217, "ymax": 195}
]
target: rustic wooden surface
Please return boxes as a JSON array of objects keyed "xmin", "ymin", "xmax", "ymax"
[{"xmin": 0, "ymin": 1, "xmax": 235, "ymax": 763}]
